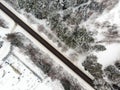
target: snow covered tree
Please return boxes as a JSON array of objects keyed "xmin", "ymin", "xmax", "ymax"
[
  {"xmin": 104, "ymin": 65, "xmax": 120, "ymax": 85},
  {"xmin": 49, "ymin": 0, "xmax": 63, "ymax": 11},
  {"xmin": 61, "ymin": 78, "xmax": 71, "ymax": 90},
  {"xmin": 112, "ymin": 84, "xmax": 120, "ymax": 90},
  {"xmin": 0, "ymin": 41, "xmax": 3, "ymax": 48},
  {"xmin": 48, "ymin": 13, "xmax": 62, "ymax": 30},
  {"xmin": 82, "ymin": 55, "xmax": 115, "ymax": 89},
  {"xmin": 17, "ymin": 0, "xmax": 49, "ymax": 19},
  {"xmin": 0, "ymin": 17, "xmax": 8, "ymax": 28},
  {"xmin": 60, "ymin": 78, "xmax": 80, "ymax": 90},
  {"xmin": 93, "ymin": 78, "xmax": 113, "ymax": 90},
  {"xmin": 76, "ymin": 0, "xmax": 89, "ymax": 5},
  {"xmin": 6, "ymin": 33, "xmax": 23, "ymax": 47},
  {"xmin": 104, "ymin": 65, "xmax": 120, "ymax": 89},
  {"xmin": 70, "ymin": 27, "xmax": 94, "ymax": 51},
  {"xmin": 17, "ymin": 0, "xmax": 26, "ymax": 9},
  {"xmin": 82, "ymin": 55, "xmax": 103, "ymax": 78},
  {"xmin": 115, "ymin": 60, "xmax": 120, "ymax": 70},
  {"xmin": 48, "ymin": 16, "xmax": 95, "ymax": 51},
  {"xmin": 92, "ymin": 44, "xmax": 106, "ymax": 51}
]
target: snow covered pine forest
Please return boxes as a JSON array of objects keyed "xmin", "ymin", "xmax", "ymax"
[{"xmin": 1, "ymin": 0, "xmax": 120, "ymax": 90}]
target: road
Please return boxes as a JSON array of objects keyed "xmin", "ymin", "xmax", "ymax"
[{"xmin": 0, "ymin": 2, "xmax": 94, "ymax": 87}]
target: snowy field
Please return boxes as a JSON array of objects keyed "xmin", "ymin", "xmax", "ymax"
[{"xmin": 0, "ymin": 8, "xmax": 94, "ymax": 90}]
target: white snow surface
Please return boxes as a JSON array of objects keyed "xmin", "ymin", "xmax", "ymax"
[
  {"xmin": 0, "ymin": 52, "xmax": 64, "ymax": 90},
  {"xmin": 0, "ymin": 10, "xmax": 15, "ymax": 63},
  {"xmin": 0, "ymin": 10, "xmax": 15, "ymax": 32},
  {"xmin": 94, "ymin": 43, "xmax": 120, "ymax": 68}
]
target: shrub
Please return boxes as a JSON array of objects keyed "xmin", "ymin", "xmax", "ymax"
[
  {"xmin": 92, "ymin": 44, "xmax": 106, "ymax": 51},
  {"xmin": 104, "ymin": 65, "xmax": 120, "ymax": 83},
  {"xmin": 82, "ymin": 55, "xmax": 103, "ymax": 78},
  {"xmin": 60, "ymin": 78, "xmax": 71, "ymax": 90},
  {"xmin": 6, "ymin": 33, "xmax": 23, "ymax": 47},
  {"xmin": 115, "ymin": 60, "xmax": 120, "ymax": 70}
]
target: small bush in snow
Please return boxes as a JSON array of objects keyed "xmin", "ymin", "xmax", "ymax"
[
  {"xmin": 115, "ymin": 60, "xmax": 120, "ymax": 70},
  {"xmin": 6, "ymin": 33, "xmax": 23, "ymax": 47},
  {"xmin": 82, "ymin": 55, "xmax": 103, "ymax": 78},
  {"xmin": 92, "ymin": 44, "xmax": 106, "ymax": 51}
]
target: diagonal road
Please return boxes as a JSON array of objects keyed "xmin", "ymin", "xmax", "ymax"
[{"xmin": 0, "ymin": 3, "xmax": 94, "ymax": 87}]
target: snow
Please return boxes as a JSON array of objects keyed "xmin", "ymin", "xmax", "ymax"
[
  {"xmin": 95, "ymin": 0, "xmax": 120, "ymax": 67},
  {"xmin": 94, "ymin": 43, "xmax": 120, "ymax": 68},
  {"xmin": 0, "ymin": 55, "xmax": 39, "ymax": 90},
  {"xmin": 0, "ymin": 39, "xmax": 10, "ymax": 63},
  {"xmin": 35, "ymin": 78, "xmax": 64, "ymax": 90},
  {"xmin": 0, "ymin": 10, "xmax": 15, "ymax": 32},
  {"xmin": 95, "ymin": 0, "xmax": 120, "ymax": 26},
  {"xmin": 0, "ymin": 53, "xmax": 62, "ymax": 90},
  {"xmin": 0, "ymin": 10, "xmax": 15, "ymax": 63}
]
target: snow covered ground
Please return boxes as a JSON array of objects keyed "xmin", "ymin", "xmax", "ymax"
[
  {"xmin": 0, "ymin": 8, "xmax": 94, "ymax": 90},
  {"xmin": 0, "ymin": 10, "xmax": 14, "ymax": 63},
  {"xmin": 94, "ymin": 43, "xmax": 120, "ymax": 68},
  {"xmin": 0, "ymin": 49, "xmax": 66, "ymax": 90}
]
